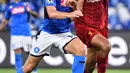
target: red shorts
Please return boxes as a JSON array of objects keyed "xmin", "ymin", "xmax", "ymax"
[{"xmin": 75, "ymin": 24, "xmax": 108, "ymax": 47}]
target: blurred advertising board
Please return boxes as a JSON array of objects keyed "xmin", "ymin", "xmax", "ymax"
[{"xmin": 0, "ymin": 30, "xmax": 130, "ymax": 69}]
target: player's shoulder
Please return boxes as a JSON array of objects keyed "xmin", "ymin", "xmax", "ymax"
[
  {"xmin": 6, "ymin": 2, "xmax": 15, "ymax": 10},
  {"xmin": 18, "ymin": 1, "xmax": 28, "ymax": 6},
  {"xmin": 21, "ymin": 1, "xmax": 31, "ymax": 7}
]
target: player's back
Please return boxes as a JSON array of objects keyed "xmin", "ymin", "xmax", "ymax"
[
  {"xmin": 75, "ymin": 0, "xmax": 108, "ymax": 29},
  {"xmin": 5, "ymin": 1, "xmax": 31, "ymax": 36},
  {"xmin": 42, "ymin": 0, "xmax": 72, "ymax": 34}
]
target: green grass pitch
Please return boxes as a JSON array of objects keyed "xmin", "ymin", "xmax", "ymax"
[{"xmin": 0, "ymin": 68, "xmax": 130, "ymax": 73}]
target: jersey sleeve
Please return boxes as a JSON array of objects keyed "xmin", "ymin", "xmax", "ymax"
[
  {"xmin": 44, "ymin": 0, "xmax": 56, "ymax": 7},
  {"xmin": 5, "ymin": 7, "xmax": 11, "ymax": 20}
]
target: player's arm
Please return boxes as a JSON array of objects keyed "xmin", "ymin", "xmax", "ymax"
[
  {"xmin": 26, "ymin": 4, "xmax": 39, "ymax": 18},
  {"xmin": 0, "ymin": 6, "xmax": 11, "ymax": 31},
  {"xmin": 62, "ymin": 0, "xmax": 84, "ymax": 11},
  {"xmin": 61, "ymin": 0, "xmax": 78, "ymax": 10},
  {"xmin": 0, "ymin": 19, "xmax": 9, "ymax": 31},
  {"xmin": 46, "ymin": 6, "xmax": 82, "ymax": 19},
  {"xmin": 44, "ymin": 0, "xmax": 82, "ymax": 19},
  {"xmin": 68, "ymin": 0, "xmax": 84, "ymax": 11},
  {"xmin": 77, "ymin": 0, "xmax": 84, "ymax": 11}
]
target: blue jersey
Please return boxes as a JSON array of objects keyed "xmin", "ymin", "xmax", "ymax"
[
  {"xmin": 5, "ymin": 1, "xmax": 31, "ymax": 36},
  {"xmin": 42, "ymin": 0, "xmax": 73, "ymax": 34}
]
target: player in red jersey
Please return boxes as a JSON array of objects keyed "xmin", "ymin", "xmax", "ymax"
[
  {"xmin": 62, "ymin": 0, "xmax": 111, "ymax": 73},
  {"xmin": 75, "ymin": 0, "xmax": 111, "ymax": 73}
]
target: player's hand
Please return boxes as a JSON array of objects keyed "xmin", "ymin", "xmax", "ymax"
[
  {"xmin": 61, "ymin": 0, "xmax": 79, "ymax": 11},
  {"xmin": 69, "ymin": 10, "xmax": 83, "ymax": 19},
  {"xmin": 61, "ymin": 0, "xmax": 77, "ymax": 6},
  {"xmin": 26, "ymin": 4, "xmax": 32, "ymax": 12}
]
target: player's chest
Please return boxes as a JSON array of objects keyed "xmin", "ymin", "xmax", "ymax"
[{"xmin": 11, "ymin": 6, "xmax": 26, "ymax": 15}]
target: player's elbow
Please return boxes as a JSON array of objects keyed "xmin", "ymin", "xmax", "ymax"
[
  {"xmin": 48, "ymin": 12, "xmax": 57, "ymax": 18},
  {"xmin": 32, "ymin": 12, "xmax": 39, "ymax": 18},
  {"xmin": 48, "ymin": 13, "xmax": 54, "ymax": 18}
]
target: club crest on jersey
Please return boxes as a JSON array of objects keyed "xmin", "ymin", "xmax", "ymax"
[
  {"xmin": 34, "ymin": 47, "xmax": 40, "ymax": 53},
  {"xmin": 87, "ymin": 0, "xmax": 100, "ymax": 3},
  {"xmin": 12, "ymin": 6, "xmax": 25, "ymax": 14},
  {"xmin": 46, "ymin": 0, "xmax": 53, "ymax": 4},
  {"xmin": 88, "ymin": 31, "xmax": 93, "ymax": 36}
]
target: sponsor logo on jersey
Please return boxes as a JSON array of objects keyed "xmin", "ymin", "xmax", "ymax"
[{"xmin": 12, "ymin": 6, "xmax": 25, "ymax": 14}]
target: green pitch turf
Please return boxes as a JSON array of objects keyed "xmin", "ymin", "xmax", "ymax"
[{"xmin": 0, "ymin": 68, "xmax": 130, "ymax": 73}]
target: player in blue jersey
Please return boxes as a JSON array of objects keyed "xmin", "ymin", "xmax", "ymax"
[
  {"xmin": 0, "ymin": 0, "xmax": 38, "ymax": 73},
  {"xmin": 17, "ymin": 0, "xmax": 87, "ymax": 73}
]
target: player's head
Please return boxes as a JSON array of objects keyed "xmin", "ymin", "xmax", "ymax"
[
  {"xmin": 11, "ymin": 0, "xmax": 20, "ymax": 2},
  {"xmin": 15, "ymin": 0, "xmax": 20, "ymax": 2}
]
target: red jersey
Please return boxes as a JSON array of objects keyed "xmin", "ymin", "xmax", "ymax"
[{"xmin": 75, "ymin": 0, "xmax": 108, "ymax": 29}]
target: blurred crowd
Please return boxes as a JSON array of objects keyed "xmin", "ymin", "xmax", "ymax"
[
  {"xmin": 109, "ymin": 0, "xmax": 130, "ymax": 30},
  {"xmin": 0, "ymin": 0, "xmax": 130, "ymax": 30}
]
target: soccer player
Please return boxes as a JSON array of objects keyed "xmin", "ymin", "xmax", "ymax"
[
  {"xmin": 17, "ymin": 0, "xmax": 87, "ymax": 73},
  {"xmin": 61, "ymin": 0, "xmax": 111, "ymax": 73},
  {"xmin": 74, "ymin": 0, "xmax": 111, "ymax": 73},
  {"xmin": 0, "ymin": 0, "xmax": 38, "ymax": 73}
]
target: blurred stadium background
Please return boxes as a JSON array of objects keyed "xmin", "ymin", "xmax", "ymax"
[{"xmin": 0, "ymin": 0, "xmax": 130, "ymax": 73}]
